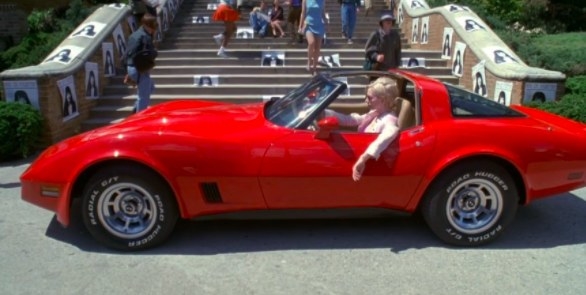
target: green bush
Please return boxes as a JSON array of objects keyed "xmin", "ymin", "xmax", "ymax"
[
  {"xmin": 27, "ymin": 9, "xmax": 58, "ymax": 34},
  {"xmin": 0, "ymin": 101, "xmax": 43, "ymax": 160},
  {"xmin": 527, "ymin": 33, "xmax": 586, "ymax": 76},
  {"xmin": 526, "ymin": 94, "xmax": 586, "ymax": 124},
  {"xmin": 496, "ymin": 32, "xmax": 586, "ymax": 77},
  {"xmin": 0, "ymin": 0, "xmax": 94, "ymax": 72},
  {"xmin": 525, "ymin": 76, "xmax": 586, "ymax": 124},
  {"xmin": 565, "ymin": 76, "xmax": 586, "ymax": 95}
]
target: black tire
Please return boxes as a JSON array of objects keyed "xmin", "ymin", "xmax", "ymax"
[
  {"xmin": 81, "ymin": 165, "xmax": 179, "ymax": 251},
  {"xmin": 421, "ymin": 161, "xmax": 519, "ymax": 246}
]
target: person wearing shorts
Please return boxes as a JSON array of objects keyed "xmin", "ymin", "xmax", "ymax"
[
  {"xmin": 212, "ymin": 0, "xmax": 240, "ymax": 57},
  {"xmin": 299, "ymin": 0, "xmax": 326, "ymax": 75}
]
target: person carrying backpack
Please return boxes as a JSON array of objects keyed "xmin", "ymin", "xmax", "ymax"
[
  {"xmin": 364, "ymin": 13, "xmax": 401, "ymax": 81},
  {"xmin": 124, "ymin": 13, "xmax": 159, "ymax": 113}
]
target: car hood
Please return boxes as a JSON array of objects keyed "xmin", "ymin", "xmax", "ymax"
[{"xmin": 83, "ymin": 100, "xmax": 269, "ymax": 141}]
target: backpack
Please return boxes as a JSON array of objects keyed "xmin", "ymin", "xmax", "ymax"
[
  {"xmin": 133, "ymin": 49, "xmax": 157, "ymax": 73},
  {"xmin": 363, "ymin": 30, "xmax": 383, "ymax": 70},
  {"xmin": 125, "ymin": 33, "xmax": 158, "ymax": 73}
]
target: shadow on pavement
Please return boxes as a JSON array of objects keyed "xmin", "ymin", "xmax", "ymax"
[
  {"xmin": 0, "ymin": 152, "xmax": 37, "ymax": 168},
  {"xmin": 0, "ymin": 182, "xmax": 20, "ymax": 189},
  {"xmin": 44, "ymin": 192, "xmax": 586, "ymax": 255}
]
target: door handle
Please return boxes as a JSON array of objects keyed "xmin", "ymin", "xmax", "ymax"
[{"xmin": 408, "ymin": 127, "xmax": 424, "ymax": 135}]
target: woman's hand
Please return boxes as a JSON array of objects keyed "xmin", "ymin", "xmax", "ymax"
[
  {"xmin": 352, "ymin": 154, "xmax": 372, "ymax": 181},
  {"xmin": 376, "ymin": 54, "xmax": 385, "ymax": 63},
  {"xmin": 298, "ymin": 24, "xmax": 305, "ymax": 34}
]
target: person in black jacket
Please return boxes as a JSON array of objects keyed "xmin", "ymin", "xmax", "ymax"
[
  {"xmin": 124, "ymin": 13, "xmax": 158, "ymax": 113},
  {"xmin": 365, "ymin": 13, "xmax": 401, "ymax": 80}
]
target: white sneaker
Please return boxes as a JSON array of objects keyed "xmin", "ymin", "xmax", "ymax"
[
  {"xmin": 213, "ymin": 34, "xmax": 224, "ymax": 46},
  {"xmin": 347, "ymin": 39, "xmax": 353, "ymax": 44},
  {"xmin": 217, "ymin": 47, "xmax": 228, "ymax": 58}
]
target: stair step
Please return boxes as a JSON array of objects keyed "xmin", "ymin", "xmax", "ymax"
[
  {"xmin": 149, "ymin": 66, "xmax": 451, "ymax": 76},
  {"xmin": 155, "ymin": 49, "xmax": 444, "ymax": 59},
  {"xmin": 81, "ymin": 0, "xmax": 460, "ymax": 130},
  {"xmin": 159, "ymin": 41, "xmax": 411, "ymax": 49},
  {"xmin": 102, "ymin": 74, "xmax": 458, "ymax": 96},
  {"xmin": 111, "ymin": 71, "xmax": 450, "ymax": 84},
  {"xmin": 153, "ymin": 57, "xmax": 449, "ymax": 68}
]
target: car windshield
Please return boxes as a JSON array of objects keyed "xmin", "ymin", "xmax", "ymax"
[
  {"xmin": 446, "ymin": 83, "xmax": 524, "ymax": 118},
  {"xmin": 264, "ymin": 75, "xmax": 345, "ymax": 128}
]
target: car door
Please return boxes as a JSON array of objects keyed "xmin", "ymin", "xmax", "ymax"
[{"xmin": 258, "ymin": 125, "xmax": 436, "ymax": 210}]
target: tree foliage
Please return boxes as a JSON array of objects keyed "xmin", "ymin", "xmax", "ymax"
[
  {"xmin": 426, "ymin": 0, "xmax": 584, "ymax": 32},
  {"xmin": 0, "ymin": 0, "xmax": 94, "ymax": 72},
  {"xmin": 0, "ymin": 101, "xmax": 43, "ymax": 160}
]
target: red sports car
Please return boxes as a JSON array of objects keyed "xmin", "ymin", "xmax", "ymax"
[{"xmin": 21, "ymin": 70, "xmax": 586, "ymax": 251}]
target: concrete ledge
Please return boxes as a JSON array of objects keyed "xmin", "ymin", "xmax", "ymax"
[
  {"xmin": 395, "ymin": 0, "xmax": 565, "ymax": 105},
  {"xmin": 0, "ymin": 0, "xmax": 183, "ymax": 145},
  {"xmin": 0, "ymin": 4, "xmax": 131, "ymax": 79}
]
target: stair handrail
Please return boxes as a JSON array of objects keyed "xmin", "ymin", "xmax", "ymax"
[
  {"xmin": 0, "ymin": 0, "xmax": 182, "ymax": 145},
  {"xmin": 398, "ymin": 0, "xmax": 565, "ymax": 81},
  {"xmin": 0, "ymin": 4, "xmax": 130, "ymax": 79}
]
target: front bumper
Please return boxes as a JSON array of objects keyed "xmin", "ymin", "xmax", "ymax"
[{"xmin": 21, "ymin": 178, "xmax": 72, "ymax": 226}]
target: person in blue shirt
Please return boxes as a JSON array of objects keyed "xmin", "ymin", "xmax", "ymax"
[
  {"xmin": 299, "ymin": 0, "xmax": 327, "ymax": 75},
  {"xmin": 249, "ymin": 1, "xmax": 271, "ymax": 37},
  {"xmin": 340, "ymin": 0, "xmax": 360, "ymax": 44}
]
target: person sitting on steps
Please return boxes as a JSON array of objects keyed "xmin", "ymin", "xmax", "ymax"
[{"xmin": 249, "ymin": 1, "xmax": 271, "ymax": 37}]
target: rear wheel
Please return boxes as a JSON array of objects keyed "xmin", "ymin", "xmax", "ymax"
[
  {"xmin": 421, "ymin": 161, "xmax": 519, "ymax": 246},
  {"xmin": 81, "ymin": 165, "xmax": 179, "ymax": 251}
]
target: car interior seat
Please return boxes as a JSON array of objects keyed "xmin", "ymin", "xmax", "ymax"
[{"xmin": 395, "ymin": 97, "xmax": 416, "ymax": 131}]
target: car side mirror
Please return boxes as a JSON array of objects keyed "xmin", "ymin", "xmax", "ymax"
[{"xmin": 314, "ymin": 116, "xmax": 339, "ymax": 139}]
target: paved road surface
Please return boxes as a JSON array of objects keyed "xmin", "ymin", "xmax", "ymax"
[{"xmin": 1, "ymin": 156, "xmax": 585, "ymax": 295}]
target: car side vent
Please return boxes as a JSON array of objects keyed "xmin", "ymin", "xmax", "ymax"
[{"xmin": 200, "ymin": 182, "xmax": 223, "ymax": 204}]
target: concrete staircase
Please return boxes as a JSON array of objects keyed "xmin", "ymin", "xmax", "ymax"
[{"xmin": 82, "ymin": 0, "xmax": 457, "ymax": 131}]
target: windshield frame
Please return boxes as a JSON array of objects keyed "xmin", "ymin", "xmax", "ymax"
[{"xmin": 264, "ymin": 74, "xmax": 348, "ymax": 129}]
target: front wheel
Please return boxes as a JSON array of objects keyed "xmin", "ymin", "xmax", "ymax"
[
  {"xmin": 421, "ymin": 161, "xmax": 519, "ymax": 246},
  {"xmin": 81, "ymin": 166, "xmax": 179, "ymax": 251}
]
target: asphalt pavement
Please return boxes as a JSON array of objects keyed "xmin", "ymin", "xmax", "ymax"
[{"xmin": 1, "ymin": 155, "xmax": 585, "ymax": 295}]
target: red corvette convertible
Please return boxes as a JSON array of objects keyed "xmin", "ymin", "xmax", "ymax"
[{"xmin": 21, "ymin": 70, "xmax": 586, "ymax": 251}]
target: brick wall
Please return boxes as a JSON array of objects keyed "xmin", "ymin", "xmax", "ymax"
[
  {"xmin": 0, "ymin": 2, "xmax": 169, "ymax": 146},
  {"xmin": 399, "ymin": 1, "xmax": 565, "ymax": 106},
  {"xmin": 1, "ymin": 3, "xmax": 136, "ymax": 145},
  {"xmin": 35, "ymin": 16, "xmax": 132, "ymax": 144}
]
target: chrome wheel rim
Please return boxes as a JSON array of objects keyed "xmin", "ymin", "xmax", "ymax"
[
  {"xmin": 446, "ymin": 178, "xmax": 503, "ymax": 234},
  {"xmin": 97, "ymin": 183, "xmax": 157, "ymax": 239}
]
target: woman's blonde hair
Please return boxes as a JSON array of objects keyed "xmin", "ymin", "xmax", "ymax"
[{"xmin": 367, "ymin": 77, "xmax": 399, "ymax": 108}]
